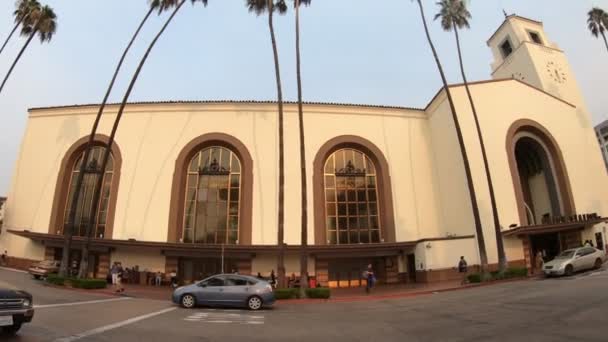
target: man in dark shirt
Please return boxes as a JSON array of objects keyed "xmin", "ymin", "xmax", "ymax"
[{"xmin": 458, "ymin": 256, "xmax": 468, "ymax": 285}]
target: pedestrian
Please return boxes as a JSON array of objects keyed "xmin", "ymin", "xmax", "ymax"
[
  {"xmin": 155, "ymin": 271, "xmax": 162, "ymax": 286},
  {"xmin": 458, "ymin": 256, "xmax": 468, "ymax": 285},
  {"xmin": 1, "ymin": 250, "xmax": 7, "ymax": 266},
  {"xmin": 364, "ymin": 264, "xmax": 375, "ymax": 294},
  {"xmin": 535, "ymin": 251, "xmax": 544, "ymax": 274},
  {"xmin": 270, "ymin": 270, "xmax": 276, "ymax": 288},
  {"xmin": 110, "ymin": 262, "xmax": 119, "ymax": 286},
  {"xmin": 256, "ymin": 272, "xmax": 264, "ymax": 279},
  {"xmin": 170, "ymin": 270, "xmax": 178, "ymax": 288},
  {"xmin": 115, "ymin": 262, "xmax": 124, "ymax": 293}
]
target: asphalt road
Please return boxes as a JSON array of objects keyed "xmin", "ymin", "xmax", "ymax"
[{"xmin": 2, "ymin": 266, "xmax": 608, "ymax": 342}]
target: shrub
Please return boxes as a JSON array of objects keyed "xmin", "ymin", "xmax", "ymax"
[
  {"xmin": 504, "ymin": 267, "xmax": 528, "ymax": 279},
  {"xmin": 305, "ymin": 287, "xmax": 331, "ymax": 299},
  {"xmin": 69, "ymin": 278, "xmax": 107, "ymax": 289},
  {"xmin": 46, "ymin": 274, "xmax": 65, "ymax": 286},
  {"xmin": 274, "ymin": 288, "xmax": 300, "ymax": 300},
  {"xmin": 467, "ymin": 273, "xmax": 482, "ymax": 283}
]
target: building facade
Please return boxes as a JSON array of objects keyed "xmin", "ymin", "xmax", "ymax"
[
  {"xmin": 1, "ymin": 15, "xmax": 607, "ymax": 287},
  {"xmin": 594, "ymin": 120, "xmax": 608, "ymax": 171}
]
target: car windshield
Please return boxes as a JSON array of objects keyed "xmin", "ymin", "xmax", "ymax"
[{"xmin": 556, "ymin": 250, "xmax": 575, "ymax": 259}]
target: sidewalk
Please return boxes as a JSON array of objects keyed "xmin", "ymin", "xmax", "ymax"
[{"xmin": 77, "ymin": 277, "xmax": 530, "ymax": 303}]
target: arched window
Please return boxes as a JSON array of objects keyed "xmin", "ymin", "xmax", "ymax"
[
  {"xmin": 63, "ymin": 146, "xmax": 114, "ymax": 238},
  {"xmin": 324, "ymin": 148, "xmax": 381, "ymax": 244},
  {"xmin": 182, "ymin": 146, "xmax": 241, "ymax": 244}
]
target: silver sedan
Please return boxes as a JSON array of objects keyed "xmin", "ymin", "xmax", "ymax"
[
  {"xmin": 172, "ymin": 274, "xmax": 275, "ymax": 310},
  {"xmin": 543, "ymin": 246, "xmax": 606, "ymax": 277}
]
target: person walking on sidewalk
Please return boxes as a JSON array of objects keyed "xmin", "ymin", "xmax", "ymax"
[
  {"xmin": 110, "ymin": 262, "xmax": 119, "ymax": 286},
  {"xmin": 155, "ymin": 271, "xmax": 162, "ymax": 286},
  {"xmin": 115, "ymin": 262, "xmax": 125, "ymax": 293},
  {"xmin": 364, "ymin": 264, "xmax": 375, "ymax": 294},
  {"xmin": 458, "ymin": 256, "xmax": 468, "ymax": 285},
  {"xmin": 1, "ymin": 250, "xmax": 7, "ymax": 266}
]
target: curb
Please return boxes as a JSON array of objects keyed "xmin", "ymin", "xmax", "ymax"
[
  {"xmin": 35, "ymin": 273, "xmax": 530, "ymax": 304},
  {"xmin": 275, "ymin": 276, "xmax": 531, "ymax": 305}
]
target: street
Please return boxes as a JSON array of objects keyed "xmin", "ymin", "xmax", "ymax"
[{"xmin": 2, "ymin": 267, "xmax": 608, "ymax": 342}]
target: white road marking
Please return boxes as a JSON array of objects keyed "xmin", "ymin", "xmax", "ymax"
[
  {"xmin": 54, "ymin": 307, "xmax": 176, "ymax": 342},
  {"xmin": 0, "ymin": 266, "xmax": 28, "ymax": 274},
  {"xmin": 35, "ymin": 297, "xmax": 130, "ymax": 309},
  {"xmin": 206, "ymin": 320, "xmax": 233, "ymax": 324},
  {"xmin": 183, "ymin": 310, "xmax": 265, "ymax": 325}
]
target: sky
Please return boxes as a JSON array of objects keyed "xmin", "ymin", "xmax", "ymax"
[{"xmin": 0, "ymin": 0, "xmax": 607, "ymax": 195}]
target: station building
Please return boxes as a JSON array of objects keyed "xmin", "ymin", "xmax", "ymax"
[{"xmin": 1, "ymin": 15, "xmax": 607, "ymax": 287}]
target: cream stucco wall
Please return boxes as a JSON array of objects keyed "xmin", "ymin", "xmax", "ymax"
[
  {"xmin": 419, "ymin": 238, "xmax": 479, "ymax": 271},
  {"xmin": 432, "ymin": 80, "xmax": 608, "ymax": 265},
  {"xmin": 1, "ymin": 102, "xmax": 449, "ymax": 262}
]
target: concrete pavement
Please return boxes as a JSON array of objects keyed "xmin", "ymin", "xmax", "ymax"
[{"xmin": 2, "ymin": 267, "xmax": 608, "ymax": 341}]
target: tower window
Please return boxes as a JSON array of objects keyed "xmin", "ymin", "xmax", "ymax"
[
  {"xmin": 528, "ymin": 31, "xmax": 543, "ymax": 45},
  {"xmin": 500, "ymin": 38, "xmax": 513, "ymax": 58}
]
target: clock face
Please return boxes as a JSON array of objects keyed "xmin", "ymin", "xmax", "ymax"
[{"xmin": 546, "ymin": 61, "xmax": 567, "ymax": 84}]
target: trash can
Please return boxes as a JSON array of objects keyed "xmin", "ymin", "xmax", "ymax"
[{"xmin": 309, "ymin": 278, "xmax": 317, "ymax": 288}]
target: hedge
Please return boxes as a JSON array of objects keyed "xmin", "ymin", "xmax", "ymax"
[
  {"xmin": 467, "ymin": 273, "xmax": 482, "ymax": 283},
  {"xmin": 305, "ymin": 288, "xmax": 331, "ymax": 299},
  {"xmin": 467, "ymin": 267, "xmax": 528, "ymax": 284},
  {"xmin": 274, "ymin": 288, "xmax": 300, "ymax": 300},
  {"xmin": 46, "ymin": 274, "xmax": 66, "ymax": 286},
  {"xmin": 45, "ymin": 275, "xmax": 107, "ymax": 289}
]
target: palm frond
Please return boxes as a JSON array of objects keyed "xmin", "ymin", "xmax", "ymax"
[
  {"xmin": 588, "ymin": 7, "xmax": 608, "ymax": 38},
  {"xmin": 435, "ymin": 0, "xmax": 470, "ymax": 31},
  {"xmin": 247, "ymin": 0, "xmax": 287, "ymax": 15}
]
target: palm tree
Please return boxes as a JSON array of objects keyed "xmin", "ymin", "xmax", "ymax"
[
  {"xmin": 0, "ymin": 4, "xmax": 55, "ymax": 95},
  {"xmin": 435, "ymin": 0, "xmax": 505, "ymax": 272},
  {"xmin": 293, "ymin": 0, "xmax": 311, "ymax": 297},
  {"xmin": 0, "ymin": 0, "xmax": 41, "ymax": 57},
  {"xmin": 56, "ymin": 1, "xmax": 160, "ymax": 278},
  {"xmin": 588, "ymin": 7, "xmax": 608, "ymax": 54},
  {"xmin": 412, "ymin": 0, "xmax": 488, "ymax": 272},
  {"xmin": 247, "ymin": 0, "xmax": 288, "ymax": 288},
  {"xmin": 76, "ymin": 0, "xmax": 207, "ymax": 278}
]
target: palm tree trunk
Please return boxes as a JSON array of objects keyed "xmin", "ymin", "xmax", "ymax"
[
  {"xmin": 295, "ymin": 0, "xmax": 308, "ymax": 297},
  {"xmin": 602, "ymin": 32, "xmax": 608, "ymax": 55},
  {"xmin": 0, "ymin": 28, "xmax": 36, "ymax": 95},
  {"xmin": 268, "ymin": 0, "xmax": 286, "ymax": 288},
  {"xmin": 453, "ymin": 25, "xmax": 506, "ymax": 272},
  {"xmin": 72, "ymin": 7, "xmax": 156, "ymax": 279},
  {"xmin": 415, "ymin": 0, "xmax": 488, "ymax": 271},
  {"xmin": 0, "ymin": 19, "xmax": 23, "ymax": 57},
  {"xmin": 77, "ymin": 0, "xmax": 186, "ymax": 279}
]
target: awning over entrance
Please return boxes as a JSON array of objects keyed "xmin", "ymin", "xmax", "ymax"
[
  {"xmin": 502, "ymin": 217, "xmax": 606, "ymax": 237},
  {"xmin": 8, "ymin": 229, "xmax": 473, "ymax": 258}
]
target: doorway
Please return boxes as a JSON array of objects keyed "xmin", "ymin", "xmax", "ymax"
[{"xmin": 406, "ymin": 254, "xmax": 416, "ymax": 283}]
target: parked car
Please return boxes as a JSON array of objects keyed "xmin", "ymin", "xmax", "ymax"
[
  {"xmin": 172, "ymin": 274, "xmax": 275, "ymax": 310},
  {"xmin": 543, "ymin": 246, "xmax": 606, "ymax": 277},
  {"xmin": 0, "ymin": 289, "xmax": 34, "ymax": 335},
  {"xmin": 28, "ymin": 260, "xmax": 60, "ymax": 279}
]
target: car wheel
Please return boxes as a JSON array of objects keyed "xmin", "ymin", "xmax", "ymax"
[
  {"xmin": 594, "ymin": 258, "xmax": 603, "ymax": 270},
  {"xmin": 564, "ymin": 264, "xmax": 574, "ymax": 276},
  {"xmin": 181, "ymin": 294, "xmax": 196, "ymax": 309},
  {"xmin": 247, "ymin": 296, "xmax": 263, "ymax": 311},
  {"xmin": 2, "ymin": 323, "xmax": 22, "ymax": 335},
  {"xmin": 33, "ymin": 275, "xmax": 40, "ymax": 280}
]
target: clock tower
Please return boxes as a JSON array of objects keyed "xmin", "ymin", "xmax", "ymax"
[{"xmin": 487, "ymin": 15, "xmax": 588, "ymax": 114}]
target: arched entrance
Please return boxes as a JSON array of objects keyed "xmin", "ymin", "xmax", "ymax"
[
  {"xmin": 506, "ymin": 119, "xmax": 578, "ymax": 272},
  {"xmin": 514, "ymin": 136, "xmax": 563, "ymax": 225}
]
